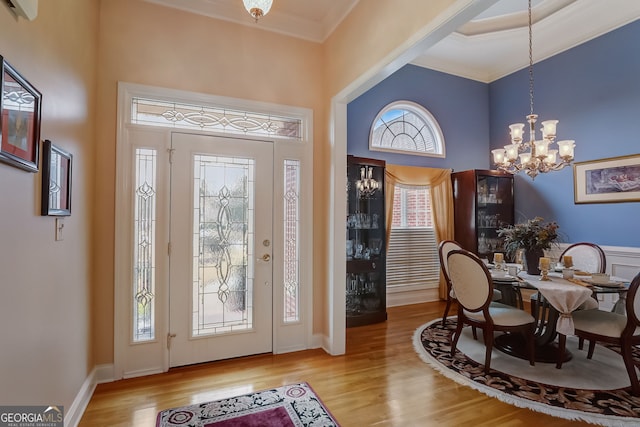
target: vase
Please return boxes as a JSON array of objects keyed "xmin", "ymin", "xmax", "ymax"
[{"xmin": 524, "ymin": 248, "xmax": 544, "ymax": 275}]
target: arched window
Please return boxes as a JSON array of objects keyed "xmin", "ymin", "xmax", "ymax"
[{"xmin": 369, "ymin": 101, "xmax": 445, "ymax": 157}]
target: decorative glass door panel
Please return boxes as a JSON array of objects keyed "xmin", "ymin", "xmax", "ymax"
[
  {"xmin": 169, "ymin": 133, "xmax": 273, "ymax": 368},
  {"xmin": 191, "ymin": 155, "xmax": 255, "ymax": 337}
]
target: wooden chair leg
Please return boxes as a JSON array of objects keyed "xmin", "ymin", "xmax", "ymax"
[
  {"xmin": 530, "ymin": 293, "xmax": 540, "ymax": 322},
  {"xmin": 587, "ymin": 340, "xmax": 597, "ymax": 359},
  {"xmin": 620, "ymin": 339, "xmax": 640, "ymax": 396},
  {"xmin": 472, "ymin": 326, "xmax": 478, "ymax": 340},
  {"xmin": 527, "ymin": 325, "xmax": 535, "ymax": 367},
  {"xmin": 483, "ymin": 326, "xmax": 493, "ymax": 374},
  {"xmin": 442, "ymin": 296, "xmax": 453, "ymax": 326},
  {"xmin": 450, "ymin": 315, "xmax": 464, "ymax": 357},
  {"xmin": 556, "ymin": 333, "xmax": 567, "ymax": 369},
  {"xmin": 515, "ymin": 287, "xmax": 524, "ymax": 310},
  {"xmin": 578, "ymin": 337, "xmax": 584, "ymax": 350}
]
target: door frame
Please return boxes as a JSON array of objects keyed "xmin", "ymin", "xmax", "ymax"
[{"xmin": 114, "ymin": 82, "xmax": 314, "ymax": 379}]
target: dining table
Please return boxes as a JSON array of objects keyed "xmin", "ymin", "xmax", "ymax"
[{"xmin": 491, "ymin": 268, "xmax": 630, "ymax": 363}]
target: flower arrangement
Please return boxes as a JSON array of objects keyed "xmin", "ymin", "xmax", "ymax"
[{"xmin": 497, "ymin": 216, "xmax": 560, "ymax": 258}]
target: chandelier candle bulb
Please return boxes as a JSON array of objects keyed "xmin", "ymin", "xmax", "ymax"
[
  {"xmin": 534, "ymin": 140, "xmax": 549, "ymax": 158},
  {"xmin": 557, "ymin": 140, "xmax": 575, "ymax": 159},
  {"xmin": 505, "ymin": 144, "xmax": 519, "ymax": 161},
  {"xmin": 545, "ymin": 150, "xmax": 558, "ymax": 164},
  {"xmin": 541, "ymin": 120, "xmax": 558, "ymax": 139},
  {"xmin": 492, "ymin": 149, "xmax": 506, "ymax": 164},
  {"xmin": 509, "ymin": 123, "xmax": 525, "ymax": 143}
]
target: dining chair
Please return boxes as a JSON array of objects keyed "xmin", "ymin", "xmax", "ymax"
[
  {"xmin": 556, "ymin": 272, "xmax": 640, "ymax": 395},
  {"xmin": 447, "ymin": 249, "xmax": 535, "ymax": 374},
  {"xmin": 560, "ymin": 242, "xmax": 606, "ymax": 274},
  {"xmin": 531, "ymin": 242, "xmax": 604, "ymax": 320},
  {"xmin": 438, "ymin": 240, "xmax": 502, "ymax": 326}
]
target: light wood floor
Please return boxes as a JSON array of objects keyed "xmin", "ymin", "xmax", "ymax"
[{"xmin": 80, "ymin": 301, "xmax": 584, "ymax": 426}]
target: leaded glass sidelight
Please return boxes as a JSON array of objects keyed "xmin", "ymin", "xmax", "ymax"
[
  {"xmin": 283, "ymin": 160, "xmax": 300, "ymax": 323},
  {"xmin": 192, "ymin": 155, "xmax": 255, "ymax": 336},
  {"xmin": 133, "ymin": 148, "xmax": 157, "ymax": 342}
]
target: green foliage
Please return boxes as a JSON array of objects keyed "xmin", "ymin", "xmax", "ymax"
[{"xmin": 497, "ymin": 216, "xmax": 559, "ymax": 257}]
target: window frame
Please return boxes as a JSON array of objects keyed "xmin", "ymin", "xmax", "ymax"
[{"xmin": 369, "ymin": 100, "xmax": 445, "ymax": 158}]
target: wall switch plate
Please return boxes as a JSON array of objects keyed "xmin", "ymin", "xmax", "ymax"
[{"xmin": 55, "ymin": 218, "xmax": 64, "ymax": 241}]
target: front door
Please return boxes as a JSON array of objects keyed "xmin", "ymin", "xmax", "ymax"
[{"xmin": 168, "ymin": 132, "xmax": 273, "ymax": 367}]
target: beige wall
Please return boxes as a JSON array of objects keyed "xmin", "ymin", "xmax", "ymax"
[
  {"xmin": 323, "ymin": 0, "xmax": 457, "ymax": 97},
  {"xmin": 93, "ymin": 0, "xmax": 325, "ymax": 364},
  {"xmin": 0, "ymin": 0, "xmax": 98, "ymax": 410}
]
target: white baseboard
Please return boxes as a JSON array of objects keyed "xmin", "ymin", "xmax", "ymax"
[
  {"xmin": 95, "ymin": 363, "xmax": 115, "ymax": 384},
  {"xmin": 64, "ymin": 368, "xmax": 97, "ymax": 427},
  {"xmin": 387, "ymin": 287, "xmax": 439, "ymax": 307},
  {"xmin": 64, "ymin": 364, "xmax": 114, "ymax": 427}
]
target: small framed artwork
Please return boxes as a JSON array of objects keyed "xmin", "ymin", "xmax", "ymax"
[
  {"xmin": 0, "ymin": 56, "xmax": 42, "ymax": 172},
  {"xmin": 41, "ymin": 140, "xmax": 72, "ymax": 216},
  {"xmin": 574, "ymin": 154, "xmax": 640, "ymax": 204}
]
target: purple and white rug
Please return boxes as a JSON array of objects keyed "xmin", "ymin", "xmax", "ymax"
[
  {"xmin": 156, "ymin": 382, "xmax": 338, "ymax": 427},
  {"xmin": 414, "ymin": 318, "xmax": 640, "ymax": 426}
]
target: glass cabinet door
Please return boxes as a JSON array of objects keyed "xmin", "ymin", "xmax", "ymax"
[
  {"xmin": 476, "ymin": 174, "xmax": 514, "ymax": 259},
  {"xmin": 346, "ymin": 156, "xmax": 387, "ymax": 327}
]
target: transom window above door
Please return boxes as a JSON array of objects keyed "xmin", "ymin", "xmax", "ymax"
[
  {"xmin": 369, "ymin": 101, "xmax": 445, "ymax": 157},
  {"xmin": 131, "ymin": 97, "xmax": 303, "ymax": 140}
]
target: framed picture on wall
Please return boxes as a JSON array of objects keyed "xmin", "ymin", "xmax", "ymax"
[
  {"xmin": 574, "ymin": 154, "xmax": 640, "ymax": 204},
  {"xmin": 41, "ymin": 140, "xmax": 72, "ymax": 216},
  {"xmin": 0, "ymin": 57, "xmax": 42, "ymax": 172}
]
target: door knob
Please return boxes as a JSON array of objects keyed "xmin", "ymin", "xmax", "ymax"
[{"xmin": 259, "ymin": 254, "xmax": 271, "ymax": 262}]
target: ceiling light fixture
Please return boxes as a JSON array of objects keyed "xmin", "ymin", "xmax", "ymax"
[
  {"xmin": 355, "ymin": 166, "xmax": 379, "ymax": 198},
  {"xmin": 491, "ymin": 0, "xmax": 575, "ymax": 180},
  {"xmin": 243, "ymin": 0, "xmax": 273, "ymax": 22}
]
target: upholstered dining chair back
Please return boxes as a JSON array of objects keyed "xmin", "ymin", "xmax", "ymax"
[
  {"xmin": 439, "ymin": 240, "xmax": 462, "ymax": 280},
  {"xmin": 560, "ymin": 242, "xmax": 606, "ymax": 274},
  {"xmin": 447, "ymin": 249, "xmax": 492, "ymax": 312},
  {"xmin": 438, "ymin": 240, "xmax": 463, "ymax": 325}
]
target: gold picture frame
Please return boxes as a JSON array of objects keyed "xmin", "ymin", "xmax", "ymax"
[{"xmin": 573, "ymin": 154, "xmax": 640, "ymax": 204}]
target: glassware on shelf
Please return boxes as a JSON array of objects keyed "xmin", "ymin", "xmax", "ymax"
[
  {"xmin": 478, "ymin": 233, "xmax": 488, "ymax": 253},
  {"xmin": 346, "ymin": 239, "xmax": 354, "ymax": 260},
  {"xmin": 368, "ymin": 238, "xmax": 382, "ymax": 255}
]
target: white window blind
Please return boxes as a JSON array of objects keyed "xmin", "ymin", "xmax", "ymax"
[
  {"xmin": 387, "ymin": 186, "xmax": 440, "ymax": 290},
  {"xmin": 386, "ymin": 228, "xmax": 440, "ymax": 289}
]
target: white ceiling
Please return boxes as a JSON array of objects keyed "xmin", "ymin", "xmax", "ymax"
[{"xmin": 145, "ymin": 0, "xmax": 640, "ymax": 83}]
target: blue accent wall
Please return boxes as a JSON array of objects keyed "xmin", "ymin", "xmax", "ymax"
[
  {"xmin": 348, "ymin": 20, "xmax": 640, "ymax": 248},
  {"xmin": 347, "ymin": 64, "xmax": 490, "ymax": 170},
  {"xmin": 490, "ymin": 20, "xmax": 640, "ymax": 247}
]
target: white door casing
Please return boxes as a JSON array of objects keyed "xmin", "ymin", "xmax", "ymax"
[{"xmin": 114, "ymin": 82, "xmax": 314, "ymax": 379}]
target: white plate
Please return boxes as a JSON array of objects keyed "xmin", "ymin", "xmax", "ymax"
[
  {"xmin": 492, "ymin": 274, "xmax": 517, "ymax": 282},
  {"xmin": 584, "ymin": 279, "xmax": 625, "ymax": 288}
]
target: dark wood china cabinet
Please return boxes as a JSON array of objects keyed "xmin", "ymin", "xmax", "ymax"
[
  {"xmin": 346, "ymin": 155, "xmax": 387, "ymax": 327},
  {"xmin": 451, "ymin": 169, "xmax": 515, "ymax": 261}
]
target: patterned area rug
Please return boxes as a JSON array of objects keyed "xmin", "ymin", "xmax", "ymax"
[
  {"xmin": 156, "ymin": 383, "xmax": 339, "ymax": 426},
  {"xmin": 414, "ymin": 318, "xmax": 640, "ymax": 426}
]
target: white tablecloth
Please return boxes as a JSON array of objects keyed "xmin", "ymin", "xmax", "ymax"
[{"xmin": 519, "ymin": 272, "xmax": 593, "ymax": 335}]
